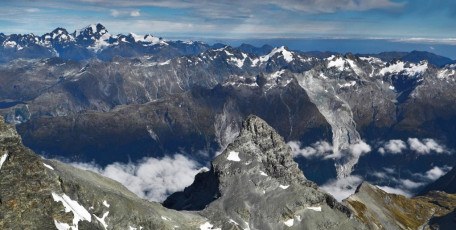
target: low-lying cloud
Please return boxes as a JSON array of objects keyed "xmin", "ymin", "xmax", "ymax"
[
  {"xmin": 288, "ymin": 140, "xmax": 371, "ymax": 160},
  {"xmin": 288, "ymin": 141, "xmax": 332, "ymax": 159},
  {"xmin": 378, "ymin": 138, "xmax": 449, "ymax": 155},
  {"xmin": 320, "ymin": 175, "xmax": 363, "ymax": 201},
  {"xmin": 71, "ymin": 154, "xmax": 207, "ymax": 202}
]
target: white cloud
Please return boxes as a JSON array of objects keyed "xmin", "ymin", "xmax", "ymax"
[
  {"xmin": 110, "ymin": 9, "xmax": 120, "ymax": 17},
  {"xmin": 381, "ymin": 139, "xmax": 407, "ymax": 154},
  {"xmin": 25, "ymin": 8, "xmax": 41, "ymax": 13},
  {"xmin": 349, "ymin": 141, "xmax": 371, "ymax": 158},
  {"xmin": 289, "ymin": 140, "xmax": 371, "ymax": 161},
  {"xmin": 407, "ymin": 138, "xmax": 446, "ymax": 154},
  {"xmin": 400, "ymin": 179, "xmax": 424, "ymax": 190},
  {"xmin": 71, "ymin": 154, "xmax": 207, "ymax": 202},
  {"xmin": 378, "ymin": 138, "xmax": 449, "ymax": 155},
  {"xmin": 288, "ymin": 141, "xmax": 332, "ymax": 159},
  {"xmin": 423, "ymin": 166, "xmax": 452, "ymax": 181},
  {"xmin": 130, "ymin": 10, "xmax": 140, "ymax": 17},
  {"xmin": 320, "ymin": 175, "xmax": 363, "ymax": 201}
]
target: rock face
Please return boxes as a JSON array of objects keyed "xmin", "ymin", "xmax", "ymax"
[
  {"xmin": 0, "ymin": 116, "xmax": 206, "ymax": 229},
  {"xmin": 165, "ymin": 115, "xmax": 366, "ymax": 230}
]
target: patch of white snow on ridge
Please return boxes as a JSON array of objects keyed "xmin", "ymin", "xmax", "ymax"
[
  {"xmin": 161, "ymin": 216, "xmax": 170, "ymax": 221},
  {"xmin": 338, "ymin": 81, "xmax": 356, "ymax": 88},
  {"xmin": 327, "ymin": 56, "xmax": 346, "ymax": 71},
  {"xmin": 43, "ymin": 163, "xmax": 54, "ymax": 170},
  {"xmin": 306, "ymin": 206, "xmax": 322, "ymax": 212},
  {"xmin": 199, "ymin": 222, "xmax": 221, "ymax": 230},
  {"xmin": 230, "ymin": 53, "xmax": 247, "ymax": 68},
  {"xmin": 260, "ymin": 46, "xmax": 294, "ymax": 63},
  {"xmin": 389, "ymin": 85, "xmax": 395, "ymax": 90},
  {"xmin": 279, "ymin": 185, "xmax": 289, "ymax": 189},
  {"xmin": 102, "ymin": 200, "xmax": 110, "ymax": 208},
  {"xmin": 259, "ymin": 171, "xmax": 268, "ymax": 176},
  {"xmin": 54, "ymin": 219, "xmax": 71, "ymax": 230},
  {"xmin": 0, "ymin": 153, "xmax": 8, "ymax": 170},
  {"xmin": 284, "ymin": 219, "xmax": 294, "ymax": 227},
  {"xmin": 51, "ymin": 192, "xmax": 91, "ymax": 227},
  {"xmin": 380, "ymin": 61, "xmax": 428, "ymax": 76},
  {"xmin": 227, "ymin": 151, "xmax": 241, "ymax": 161},
  {"xmin": 94, "ymin": 211, "xmax": 109, "ymax": 230}
]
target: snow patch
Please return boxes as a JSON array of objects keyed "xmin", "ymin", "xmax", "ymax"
[
  {"xmin": 306, "ymin": 206, "xmax": 322, "ymax": 212},
  {"xmin": 338, "ymin": 81, "xmax": 356, "ymax": 88},
  {"xmin": 227, "ymin": 151, "xmax": 241, "ymax": 162},
  {"xmin": 43, "ymin": 163, "xmax": 54, "ymax": 170},
  {"xmin": 54, "ymin": 219, "xmax": 71, "ymax": 230},
  {"xmin": 199, "ymin": 222, "xmax": 221, "ymax": 230},
  {"xmin": 259, "ymin": 171, "xmax": 268, "ymax": 176},
  {"xmin": 102, "ymin": 200, "xmax": 110, "ymax": 208},
  {"xmin": 260, "ymin": 46, "xmax": 294, "ymax": 63},
  {"xmin": 327, "ymin": 56, "xmax": 345, "ymax": 71},
  {"xmin": 94, "ymin": 211, "xmax": 109, "ymax": 230},
  {"xmin": 279, "ymin": 185, "xmax": 289, "ymax": 189},
  {"xmin": 0, "ymin": 153, "xmax": 8, "ymax": 170},
  {"xmin": 51, "ymin": 192, "xmax": 91, "ymax": 227},
  {"xmin": 284, "ymin": 219, "xmax": 294, "ymax": 227}
]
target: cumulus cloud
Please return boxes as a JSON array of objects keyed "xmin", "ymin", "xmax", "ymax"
[
  {"xmin": 289, "ymin": 140, "xmax": 371, "ymax": 160},
  {"xmin": 110, "ymin": 9, "xmax": 120, "ymax": 17},
  {"xmin": 378, "ymin": 138, "xmax": 449, "ymax": 155},
  {"xmin": 411, "ymin": 165, "xmax": 452, "ymax": 181},
  {"xmin": 288, "ymin": 141, "xmax": 332, "ymax": 159},
  {"xmin": 130, "ymin": 10, "xmax": 140, "ymax": 17},
  {"xmin": 349, "ymin": 141, "xmax": 371, "ymax": 158},
  {"xmin": 425, "ymin": 166, "xmax": 448, "ymax": 180},
  {"xmin": 71, "ymin": 154, "xmax": 207, "ymax": 202},
  {"xmin": 407, "ymin": 138, "xmax": 445, "ymax": 154},
  {"xmin": 380, "ymin": 139, "xmax": 407, "ymax": 154}
]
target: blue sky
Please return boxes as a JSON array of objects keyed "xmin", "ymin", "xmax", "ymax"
[{"xmin": 0, "ymin": 0, "xmax": 455, "ymax": 57}]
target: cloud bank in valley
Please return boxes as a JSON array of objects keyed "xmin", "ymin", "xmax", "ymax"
[{"xmin": 71, "ymin": 154, "xmax": 207, "ymax": 202}]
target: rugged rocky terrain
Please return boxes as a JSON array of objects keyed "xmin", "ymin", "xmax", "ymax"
[{"xmin": 2, "ymin": 114, "xmax": 456, "ymax": 229}]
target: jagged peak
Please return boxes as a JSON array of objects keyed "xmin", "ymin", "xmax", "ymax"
[
  {"xmin": 74, "ymin": 23, "xmax": 108, "ymax": 37},
  {"xmin": 213, "ymin": 115, "xmax": 305, "ymax": 182}
]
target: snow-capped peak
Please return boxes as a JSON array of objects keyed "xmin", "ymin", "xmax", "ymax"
[
  {"xmin": 74, "ymin": 23, "xmax": 108, "ymax": 37},
  {"xmin": 260, "ymin": 46, "xmax": 294, "ymax": 63},
  {"xmin": 129, "ymin": 33, "xmax": 162, "ymax": 45}
]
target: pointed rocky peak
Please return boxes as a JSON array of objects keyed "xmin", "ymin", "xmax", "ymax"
[
  {"xmin": 74, "ymin": 23, "xmax": 108, "ymax": 38},
  {"xmin": 51, "ymin": 27, "xmax": 69, "ymax": 36},
  {"xmin": 213, "ymin": 115, "xmax": 305, "ymax": 182},
  {"xmin": 263, "ymin": 46, "xmax": 295, "ymax": 63},
  {"xmin": 166, "ymin": 115, "xmax": 362, "ymax": 229}
]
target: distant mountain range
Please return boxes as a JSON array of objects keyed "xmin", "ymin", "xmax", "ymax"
[{"xmin": 0, "ymin": 23, "xmax": 454, "ymax": 67}]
